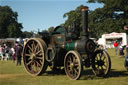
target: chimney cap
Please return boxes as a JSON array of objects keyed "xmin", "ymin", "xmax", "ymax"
[{"xmin": 81, "ymin": 6, "xmax": 89, "ymax": 11}]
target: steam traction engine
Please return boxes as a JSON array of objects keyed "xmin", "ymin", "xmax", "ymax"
[{"xmin": 23, "ymin": 6, "xmax": 111, "ymax": 80}]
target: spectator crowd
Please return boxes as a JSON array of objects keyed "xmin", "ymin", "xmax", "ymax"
[{"xmin": 0, "ymin": 41, "xmax": 23, "ymax": 66}]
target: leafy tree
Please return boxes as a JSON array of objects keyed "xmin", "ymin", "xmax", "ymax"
[
  {"xmin": 63, "ymin": 0, "xmax": 128, "ymax": 38},
  {"xmin": 63, "ymin": 5, "xmax": 97, "ymax": 37},
  {"xmin": 8, "ymin": 23, "xmax": 22, "ymax": 38},
  {"xmin": 63, "ymin": 5, "xmax": 83, "ymax": 29},
  {"xmin": 48, "ymin": 26, "xmax": 54, "ymax": 33},
  {"xmin": 88, "ymin": 0, "xmax": 128, "ymax": 37},
  {"xmin": 42, "ymin": 30, "xmax": 49, "ymax": 33},
  {"xmin": 0, "ymin": 6, "xmax": 23, "ymax": 38},
  {"xmin": 22, "ymin": 31, "xmax": 33, "ymax": 38}
]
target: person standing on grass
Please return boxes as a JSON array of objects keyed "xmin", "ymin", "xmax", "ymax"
[
  {"xmin": 113, "ymin": 40, "xmax": 118, "ymax": 55},
  {"xmin": 15, "ymin": 42, "xmax": 23, "ymax": 66},
  {"xmin": 5, "ymin": 45, "xmax": 9, "ymax": 60},
  {"xmin": 119, "ymin": 42, "xmax": 124, "ymax": 57},
  {"xmin": 0, "ymin": 45, "xmax": 4, "ymax": 60},
  {"xmin": 11, "ymin": 47, "xmax": 15, "ymax": 63},
  {"xmin": 125, "ymin": 43, "xmax": 128, "ymax": 71}
]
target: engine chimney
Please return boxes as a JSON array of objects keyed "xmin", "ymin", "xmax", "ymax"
[{"xmin": 81, "ymin": 6, "xmax": 89, "ymax": 39}]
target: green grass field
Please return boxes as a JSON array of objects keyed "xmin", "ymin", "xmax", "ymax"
[{"xmin": 0, "ymin": 48, "xmax": 128, "ymax": 85}]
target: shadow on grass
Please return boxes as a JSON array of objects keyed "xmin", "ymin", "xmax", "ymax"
[
  {"xmin": 42, "ymin": 68, "xmax": 128, "ymax": 80},
  {"xmin": 109, "ymin": 69, "xmax": 128, "ymax": 77},
  {"xmin": 80, "ymin": 69, "xmax": 98, "ymax": 80},
  {"xmin": 42, "ymin": 68, "xmax": 66, "ymax": 76},
  {"xmin": 43, "ymin": 69, "xmax": 96, "ymax": 80},
  {"xmin": 81, "ymin": 69, "xmax": 128, "ymax": 80}
]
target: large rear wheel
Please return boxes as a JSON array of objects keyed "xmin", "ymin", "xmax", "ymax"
[
  {"xmin": 23, "ymin": 38, "xmax": 48, "ymax": 76},
  {"xmin": 64, "ymin": 51, "xmax": 83, "ymax": 80}
]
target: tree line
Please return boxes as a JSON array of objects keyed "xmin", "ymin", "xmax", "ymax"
[
  {"xmin": 63, "ymin": 0, "xmax": 128, "ymax": 38},
  {"xmin": 0, "ymin": 6, "xmax": 33, "ymax": 38},
  {"xmin": 0, "ymin": 0, "xmax": 128, "ymax": 38}
]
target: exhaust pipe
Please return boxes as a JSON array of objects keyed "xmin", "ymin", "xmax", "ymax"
[{"xmin": 81, "ymin": 6, "xmax": 89, "ymax": 39}]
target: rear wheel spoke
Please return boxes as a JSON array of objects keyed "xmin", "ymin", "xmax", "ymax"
[
  {"xmin": 34, "ymin": 44, "xmax": 39, "ymax": 53},
  {"xmin": 23, "ymin": 39, "xmax": 48, "ymax": 76},
  {"xmin": 25, "ymin": 54, "xmax": 31, "ymax": 57},
  {"xmin": 36, "ymin": 57, "xmax": 43, "ymax": 60},
  {"xmin": 36, "ymin": 61, "xmax": 42, "ymax": 67},
  {"xmin": 36, "ymin": 50, "xmax": 42, "ymax": 55},
  {"xmin": 28, "ymin": 45, "xmax": 32, "ymax": 52},
  {"xmin": 27, "ymin": 60, "xmax": 33, "ymax": 66},
  {"xmin": 31, "ymin": 41, "xmax": 35, "ymax": 53}
]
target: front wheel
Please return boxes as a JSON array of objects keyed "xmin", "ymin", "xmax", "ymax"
[
  {"xmin": 92, "ymin": 50, "xmax": 111, "ymax": 77},
  {"xmin": 64, "ymin": 51, "xmax": 83, "ymax": 80}
]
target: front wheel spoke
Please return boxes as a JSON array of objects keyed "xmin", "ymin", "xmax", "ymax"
[
  {"xmin": 67, "ymin": 60, "xmax": 71, "ymax": 64},
  {"xmin": 102, "ymin": 56, "xmax": 106, "ymax": 61},
  {"xmin": 102, "ymin": 66, "xmax": 107, "ymax": 70},
  {"xmin": 68, "ymin": 57, "xmax": 72, "ymax": 63},
  {"xmin": 69, "ymin": 56, "xmax": 72, "ymax": 62},
  {"xmin": 103, "ymin": 64, "xmax": 107, "ymax": 68},
  {"xmin": 71, "ymin": 55, "xmax": 74, "ymax": 62},
  {"xmin": 94, "ymin": 62, "xmax": 98, "ymax": 65},
  {"xmin": 67, "ymin": 65, "xmax": 71, "ymax": 70},
  {"xmin": 74, "ymin": 68, "xmax": 78, "ymax": 75},
  {"xmin": 67, "ymin": 62, "xmax": 71, "ymax": 67},
  {"xmin": 97, "ymin": 65, "xmax": 100, "ymax": 69},
  {"xmin": 71, "ymin": 69, "xmax": 74, "ymax": 76},
  {"xmin": 95, "ymin": 65, "xmax": 98, "ymax": 68},
  {"xmin": 101, "ymin": 66, "xmax": 104, "ymax": 70},
  {"xmin": 96, "ymin": 56, "xmax": 99, "ymax": 60},
  {"xmin": 100, "ymin": 66, "xmax": 105, "ymax": 74},
  {"xmin": 99, "ymin": 55, "xmax": 102, "ymax": 60},
  {"xmin": 68, "ymin": 69, "xmax": 72, "ymax": 75},
  {"xmin": 73, "ymin": 57, "xmax": 76, "ymax": 65},
  {"xmin": 70, "ymin": 70, "xmax": 73, "ymax": 75},
  {"xmin": 74, "ymin": 63, "xmax": 79, "ymax": 66}
]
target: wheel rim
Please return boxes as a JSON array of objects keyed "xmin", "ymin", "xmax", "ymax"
[
  {"xmin": 64, "ymin": 51, "xmax": 83, "ymax": 80},
  {"xmin": 92, "ymin": 50, "xmax": 111, "ymax": 77},
  {"xmin": 23, "ymin": 38, "xmax": 47, "ymax": 76}
]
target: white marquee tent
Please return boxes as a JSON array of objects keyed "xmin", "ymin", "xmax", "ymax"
[{"xmin": 98, "ymin": 32, "xmax": 127, "ymax": 48}]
